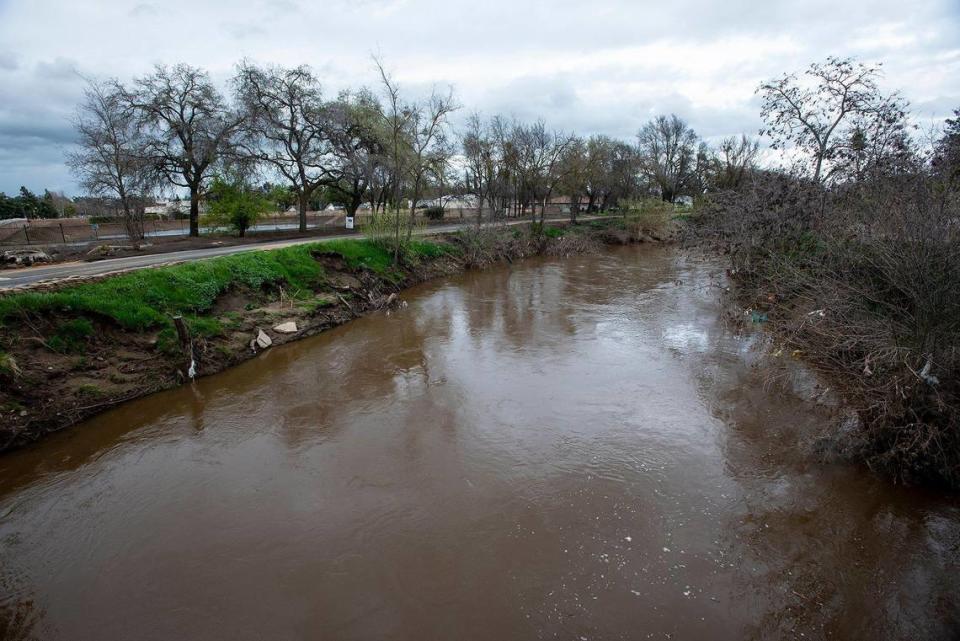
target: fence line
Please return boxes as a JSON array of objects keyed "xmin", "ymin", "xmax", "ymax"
[{"xmin": 0, "ymin": 205, "xmax": 576, "ymax": 248}]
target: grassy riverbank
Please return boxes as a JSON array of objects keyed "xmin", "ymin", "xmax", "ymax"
[{"xmin": 0, "ymin": 219, "xmax": 659, "ymax": 450}]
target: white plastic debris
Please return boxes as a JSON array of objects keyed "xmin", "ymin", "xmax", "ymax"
[{"xmin": 273, "ymin": 321, "xmax": 298, "ymax": 334}]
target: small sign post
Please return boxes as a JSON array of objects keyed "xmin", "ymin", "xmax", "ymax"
[{"xmin": 345, "ymin": 216, "xmax": 354, "ymax": 230}]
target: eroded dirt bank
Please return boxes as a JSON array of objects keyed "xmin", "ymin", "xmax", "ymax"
[{"xmin": 0, "ymin": 220, "xmax": 658, "ymax": 450}]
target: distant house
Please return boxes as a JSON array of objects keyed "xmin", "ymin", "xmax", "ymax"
[
  {"xmin": 144, "ymin": 199, "xmax": 193, "ymax": 217},
  {"xmin": 416, "ymin": 195, "xmax": 479, "ymax": 209},
  {"xmin": 674, "ymin": 195, "xmax": 694, "ymax": 207}
]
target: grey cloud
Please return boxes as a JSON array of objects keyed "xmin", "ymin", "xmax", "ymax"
[
  {"xmin": 129, "ymin": 3, "xmax": 158, "ymax": 17},
  {"xmin": 0, "ymin": 116, "xmax": 76, "ymax": 149},
  {"xmin": 223, "ymin": 22, "xmax": 267, "ymax": 39},
  {"xmin": 35, "ymin": 57, "xmax": 80, "ymax": 81},
  {"xmin": 0, "ymin": 51, "xmax": 18, "ymax": 71},
  {"xmin": 262, "ymin": 0, "xmax": 301, "ymax": 12},
  {"xmin": 0, "ymin": 0, "xmax": 958, "ymax": 194}
]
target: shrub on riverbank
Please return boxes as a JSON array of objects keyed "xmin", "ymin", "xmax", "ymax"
[{"xmin": 694, "ymin": 169, "xmax": 960, "ymax": 487}]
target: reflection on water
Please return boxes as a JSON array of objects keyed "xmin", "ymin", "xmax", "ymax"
[{"xmin": 0, "ymin": 246, "xmax": 957, "ymax": 640}]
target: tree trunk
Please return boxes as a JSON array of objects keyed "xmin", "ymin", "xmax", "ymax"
[
  {"xmin": 121, "ymin": 197, "xmax": 143, "ymax": 242},
  {"xmin": 347, "ymin": 191, "xmax": 363, "ymax": 218},
  {"xmin": 813, "ymin": 154, "xmax": 824, "ymax": 184},
  {"xmin": 189, "ymin": 186, "xmax": 200, "ymax": 237},
  {"xmin": 298, "ymin": 193, "xmax": 308, "ymax": 233}
]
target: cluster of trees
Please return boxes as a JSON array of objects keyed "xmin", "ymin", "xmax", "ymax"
[
  {"xmin": 68, "ymin": 57, "xmax": 769, "ymax": 244},
  {"xmin": 459, "ymin": 113, "xmax": 761, "ymax": 225},
  {"xmin": 67, "ymin": 60, "xmax": 456, "ymax": 244},
  {"xmin": 0, "ymin": 187, "xmax": 69, "ymax": 220},
  {"xmin": 68, "ymin": 54, "xmax": 944, "ymax": 247}
]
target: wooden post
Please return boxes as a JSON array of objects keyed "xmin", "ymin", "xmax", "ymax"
[
  {"xmin": 59, "ymin": 223, "xmax": 67, "ymax": 244},
  {"xmin": 172, "ymin": 315, "xmax": 196, "ymax": 379}
]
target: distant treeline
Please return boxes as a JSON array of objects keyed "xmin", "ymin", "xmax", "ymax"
[
  {"xmin": 65, "ymin": 56, "xmax": 769, "ymax": 242},
  {"xmin": 0, "ymin": 187, "xmax": 68, "ymax": 220}
]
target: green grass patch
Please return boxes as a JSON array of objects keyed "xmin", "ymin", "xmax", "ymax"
[
  {"xmin": 75, "ymin": 384, "xmax": 103, "ymax": 397},
  {"xmin": 543, "ymin": 226, "xmax": 566, "ymax": 239},
  {"xmin": 299, "ymin": 296, "xmax": 336, "ymax": 314},
  {"xmin": 408, "ymin": 240, "xmax": 455, "ymax": 260},
  {"xmin": 321, "ymin": 239, "xmax": 398, "ymax": 277},
  {"xmin": 0, "ymin": 351, "xmax": 20, "ymax": 377},
  {"xmin": 48, "ymin": 318, "xmax": 94, "ymax": 354},
  {"xmin": 0, "ymin": 243, "xmax": 336, "ymax": 331},
  {"xmin": 0, "ymin": 237, "xmax": 455, "ymax": 351},
  {"xmin": 185, "ymin": 316, "xmax": 223, "ymax": 338}
]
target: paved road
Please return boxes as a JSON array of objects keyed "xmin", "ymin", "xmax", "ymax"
[{"xmin": 0, "ymin": 217, "xmax": 602, "ymax": 290}]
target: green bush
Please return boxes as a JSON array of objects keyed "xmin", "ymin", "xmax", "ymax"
[
  {"xmin": 360, "ymin": 210, "xmax": 425, "ymax": 263},
  {"xmin": 619, "ymin": 198, "xmax": 675, "ymax": 235},
  {"xmin": 204, "ymin": 177, "xmax": 270, "ymax": 237},
  {"xmin": 544, "ymin": 226, "xmax": 566, "ymax": 239},
  {"xmin": 424, "ymin": 206, "xmax": 445, "ymax": 221}
]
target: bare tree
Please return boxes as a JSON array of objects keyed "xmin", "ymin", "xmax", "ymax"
[
  {"xmin": 834, "ymin": 100, "xmax": 912, "ymax": 181},
  {"xmin": 373, "ymin": 57, "xmax": 415, "ymax": 260},
  {"xmin": 127, "ymin": 64, "xmax": 243, "ymax": 237},
  {"xmin": 758, "ymin": 56, "xmax": 905, "ymax": 184},
  {"xmin": 461, "ymin": 114, "xmax": 486, "ymax": 221},
  {"xmin": 234, "ymin": 62, "xmax": 337, "ymax": 232},
  {"xmin": 462, "ymin": 113, "xmax": 501, "ymax": 225},
  {"xmin": 582, "ymin": 135, "xmax": 640, "ymax": 212},
  {"xmin": 373, "ymin": 57, "xmax": 457, "ymax": 259},
  {"xmin": 934, "ymin": 107, "xmax": 960, "ymax": 186},
  {"xmin": 636, "ymin": 114, "xmax": 698, "ymax": 203},
  {"xmin": 67, "ymin": 78, "xmax": 154, "ymax": 240},
  {"xmin": 325, "ymin": 89, "xmax": 385, "ymax": 218},
  {"xmin": 713, "ymin": 135, "xmax": 760, "ymax": 190},
  {"xmin": 508, "ymin": 121, "xmax": 572, "ymax": 224},
  {"xmin": 559, "ymin": 136, "xmax": 589, "ymax": 222},
  {"xmin": 402, "ymin": 87, "xmax": 458, "ymax": 239}
]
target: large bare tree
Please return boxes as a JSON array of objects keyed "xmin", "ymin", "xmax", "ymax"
[
  {"xmin": 462, "ymin": 113, "xmax": 510, "ymax": 225},
  {"xmin": 373, "ymin": 57, "xmax": 457, "ymax": 259},
  {"xmin": 758, "ymin": 56, "xmax": 905, "ymax": 184},
  {"xmin": 128, "ymin": 64, "xmax": 243, "ymax": 237},
  {"xmin": 636, "ymin": 114, "xmax": 698, "ymax": 203},
  {"xmin": 401, "ymin": 87, "xmax": 457, "ymax": 239},
  {"xmin": 235, "ymin": 62, "xmax": 332, "ymax": 232},
  {"xmin": 67, "ymin": 78, "xmax": 154, "ymax": 240},
  {"xmin": 325, "ymin": 89, "xmax": 386, "ymax": 218}
]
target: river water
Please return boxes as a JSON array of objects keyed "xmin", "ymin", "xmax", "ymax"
[{"xmin": 1, "ymin": 246, "xmax": 958, "ymax": 640}]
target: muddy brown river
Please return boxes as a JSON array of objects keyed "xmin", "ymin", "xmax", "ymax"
[{"xmin": 1, "ymin": 246, "xmax": 958, "ymax": 640}]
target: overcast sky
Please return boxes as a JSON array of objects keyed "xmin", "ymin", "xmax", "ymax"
[{"xmin": 0, "ymin": 0, "xmax": 958, "ymax": 195}]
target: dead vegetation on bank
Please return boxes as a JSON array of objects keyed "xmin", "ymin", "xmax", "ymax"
[{"xmin": 693, "ymin": 168, "xmax": 960, "ymax": 487}]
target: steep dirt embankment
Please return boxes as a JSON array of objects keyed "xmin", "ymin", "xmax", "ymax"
[{"xmin": 0, "ymin": 220, "xmax": 665, "ymax": 451}]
